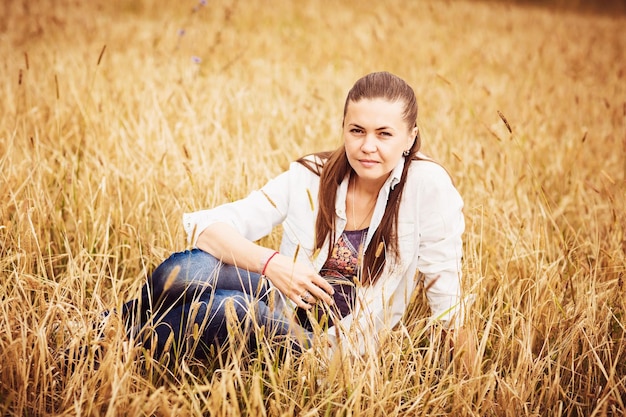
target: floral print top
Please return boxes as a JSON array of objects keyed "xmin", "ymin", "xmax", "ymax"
[{"xmin": 298, "ymin": 228, "xmax": 367, "ymax": 330}]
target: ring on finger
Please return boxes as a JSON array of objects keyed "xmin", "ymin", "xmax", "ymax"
[{"xmin": 300, "ymin": 291, "xmax": 314, "ymax": 303}]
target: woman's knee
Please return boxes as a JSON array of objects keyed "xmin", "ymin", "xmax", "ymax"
[{"xmin": 149, "ymin": 249, "xmax": 220, "ymax": 293}]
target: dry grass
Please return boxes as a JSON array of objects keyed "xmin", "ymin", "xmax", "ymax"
[{"xmin": 1, "ymin": 0, "xmax": 625, "ymax": 415}]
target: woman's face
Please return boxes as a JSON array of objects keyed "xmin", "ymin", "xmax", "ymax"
[{"xmin": 343, "ymin": 98, "xmax": 417, "ymax": 189}]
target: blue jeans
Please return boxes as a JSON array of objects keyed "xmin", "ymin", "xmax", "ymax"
[{"xmin": 122, "ymin": 249, "xmax": 312, "ymax": 359}]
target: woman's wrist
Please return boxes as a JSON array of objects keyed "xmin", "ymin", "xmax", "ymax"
[{"xmin": 260, "ymin": 250, "xmax": 280, "ymax": 276}]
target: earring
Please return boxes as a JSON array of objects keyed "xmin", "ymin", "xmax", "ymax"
[{"xmin": 403, "ymin": 150, "xmax": 410, "ymax": 157}]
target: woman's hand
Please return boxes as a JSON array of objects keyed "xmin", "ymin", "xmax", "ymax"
[
  {"xmin": 263, "ymin": 253, "xmax": 335, "ymax": 309},
  {"xmin": 196, "ymin": 223, "xmax": 334, "ymax": 309}
]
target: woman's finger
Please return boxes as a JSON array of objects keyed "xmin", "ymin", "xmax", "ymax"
[
  {"xmin": 307, "ymin": 283, "xmax": 333, "ymax": 305},
  {"xmin": 292, "ymin": 291, "xmax": 314, "ymax": 309},
  {"xmin": 312, "ymin": 274, "xmax": 335, "ymax": 294},
  {"xmin": 300, "ymin": 290, "xmax": 315, "ymax": 304}
]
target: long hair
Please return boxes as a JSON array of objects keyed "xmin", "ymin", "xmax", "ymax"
[{"xmin": 297, "ymin": 72, "xmax": 422, "ymax": 285}]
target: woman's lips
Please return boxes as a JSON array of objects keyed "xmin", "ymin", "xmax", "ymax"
[{"xmin": 359, "ymin": 159, "xmax": 379, "ymax": 168}]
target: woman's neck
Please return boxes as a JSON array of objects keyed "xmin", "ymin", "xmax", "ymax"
[
  {"xmin": 347, "ymin": 175, "xmax": 380, "ymax": 231},
  {"xmin": 351, "ymin": 174, "xmax": 385, "ymax": 197}
]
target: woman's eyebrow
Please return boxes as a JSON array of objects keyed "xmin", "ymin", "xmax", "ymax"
[{"xmin": 348, "ymin": 123, "xmax": 395, "ymax": 131}]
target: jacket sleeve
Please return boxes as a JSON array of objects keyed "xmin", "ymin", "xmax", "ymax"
[
  {"xmin": 182, "ymin": 165, "xmax": 296, "ymax": 246},
  {"xmin": 414, "ymin": 163, "xmax": 465, "ymax": 328}
]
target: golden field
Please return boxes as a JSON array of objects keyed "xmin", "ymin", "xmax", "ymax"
[{"xmin": 1, "ymin": 0, "xmax": 625, "ymax": 415}]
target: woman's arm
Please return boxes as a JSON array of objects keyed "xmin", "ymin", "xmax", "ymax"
[
  {"xmin": 197, "ymin": 222, "xmax": 334, "ymax": 309},
  {"xmin": 416, "ymin": 163, "xmax": 477, "ymax": 374},
  {"xmin": 185, "ymin": 162, "xmax": 333, "ymax": 309}
]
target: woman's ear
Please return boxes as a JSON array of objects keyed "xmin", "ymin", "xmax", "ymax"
[{"xmin": 408, "ymin": 126, "xmax": 419, "ymax": 149}]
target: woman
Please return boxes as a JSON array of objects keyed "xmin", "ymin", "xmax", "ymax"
[{"xmin": 122, "ymin": 71, "xmax": 471, "ymax": 362}]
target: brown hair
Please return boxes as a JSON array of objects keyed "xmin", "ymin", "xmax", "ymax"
[{"xmin": 297, "ymin": 72, "xmax": 422, "ymax": 285}]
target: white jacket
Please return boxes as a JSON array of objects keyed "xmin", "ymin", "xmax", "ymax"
[{"xmin": 183, "ymin": 155, "xmax": 465, "ymax": 355}]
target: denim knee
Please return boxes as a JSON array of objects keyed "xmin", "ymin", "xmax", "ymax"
[
  {"xmin": 148, "ymin": 249, "xmax": 220, "ymax": 305},
  {"xmin": 150, "ymin": 249, "xmax": 217, "ymax": 288},
  {"xmin": 149, "ymin": 249, "xmax": 268, "ymax": 306}
]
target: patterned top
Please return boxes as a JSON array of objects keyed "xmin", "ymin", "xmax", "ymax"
[{"xmin": 297, "ymin": 228, "xmax": 367, "ymax": 330}]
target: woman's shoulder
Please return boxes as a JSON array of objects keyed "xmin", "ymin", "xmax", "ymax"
[
  {"xmin": 278, "ymin": 154, "xmax": 328, "ymax": 185},
  {"xmin": 408, "ymin": 153, "xmax": 455, "ymax": 184},
  {"xmin": 406, "ymin": 154, "xmax": 463, "ymax": 207},
  {"xmin": 292, "ymin": 151, "xmax": 332, "ymax": 176}
]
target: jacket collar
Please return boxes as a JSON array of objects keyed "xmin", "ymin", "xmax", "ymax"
[{"xmin": 388, "ymin": 156, "xmax": 405, "ymax": 191}]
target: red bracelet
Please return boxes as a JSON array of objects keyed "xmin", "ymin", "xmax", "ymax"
[{"xmin": 261, "ymin": 251, "xmax": 279, "ymax": 276}]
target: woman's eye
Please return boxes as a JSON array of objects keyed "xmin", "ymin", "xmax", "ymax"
[
  {"xmin": 350, "ymin": 128, "xmax": 363, "ymax": 134},
  {"xmin": 379, "ymin": 131, "xmax": 392, "ymax": 137}
]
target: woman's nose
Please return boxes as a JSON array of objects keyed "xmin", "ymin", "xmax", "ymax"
[{"xmin": 361, "ymin": 133, "xmax": 377, "ymax": 153}]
